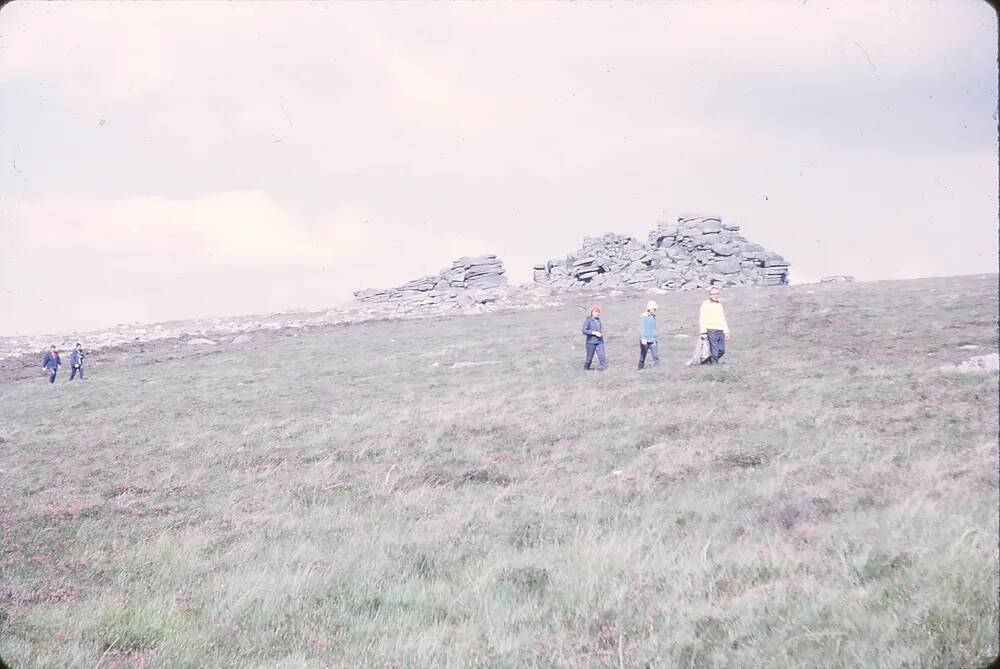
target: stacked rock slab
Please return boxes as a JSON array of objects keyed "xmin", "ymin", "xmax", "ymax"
[
  {"xmin": 533, "ymin": 214, "xmax": 789, "ymax": 290},
  {"xmin": 353, "ymin": 255, "xmax": 508, "ymax": 308}
]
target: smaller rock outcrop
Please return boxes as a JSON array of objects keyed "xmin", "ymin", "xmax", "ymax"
[{"xmin": 353, "ymin": 255, "xmax": 509, "ymax": 308}]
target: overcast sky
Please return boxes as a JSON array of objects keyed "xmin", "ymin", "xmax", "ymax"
[{"xmin": 1, "ymin": 1, "xmax": 997, "ymax": 335}]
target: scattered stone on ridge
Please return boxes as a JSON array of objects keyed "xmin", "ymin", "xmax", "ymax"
[{"xmin": 187, "ymin": 338, "xmax": 217, "ymax": 346}]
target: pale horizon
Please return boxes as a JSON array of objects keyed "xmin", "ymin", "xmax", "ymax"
[
  {"xmin": 5, "ymin": 270, "xmax": 1000, "ymax": 341},
  {"xmin": 2, "ymin": 1, "xmax": 997, "ymax": 336}
]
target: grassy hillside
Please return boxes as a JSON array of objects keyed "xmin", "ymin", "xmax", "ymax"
[{"xmin": 1, "ymin": 274, "xmax": 997, "ymax": 668}]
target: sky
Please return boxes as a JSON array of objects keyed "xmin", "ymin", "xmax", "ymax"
[{"xmin": 0, "ymin": 1, "xmax": 997, "ymax": 335}]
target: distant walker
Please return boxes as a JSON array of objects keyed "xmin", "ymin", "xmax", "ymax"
[{"xmin": 41, "ymin": 345, "xmax": 61, "ymax": 384}]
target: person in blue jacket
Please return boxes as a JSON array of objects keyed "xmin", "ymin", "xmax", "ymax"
[
  {"xmin": 638, "ymin": 300, "xmax": 660, "ymax": 369},
  {"xmin": 41, "ymin": 345, "xmax": 61, "ymax": 384},
  {"xmin": 69, "ymin": 343, "xmax": 85, "ymax": 380},
  {"xmin": 582, "ymin": 304, "xmax": 608, "ymax": 371}
]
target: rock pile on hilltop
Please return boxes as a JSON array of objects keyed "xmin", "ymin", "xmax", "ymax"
[
  {"xmin": 533, "ymin": 214, "xmax": 789, "ymax": 290},
  {"xmin": 345, "ymin": 214, "xmax": 790, "ymax": 317},
  {"xmin": 353, "ymin": 255, "xmax": 509, "ymax": 308}
]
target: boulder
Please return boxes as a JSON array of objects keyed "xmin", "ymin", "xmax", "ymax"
[
  {"xmin": 700, "ymin": 219, "xmax": 723, "ymax": 233},
  {"xmin": 941, "ymin": 352, "xmax": 1000, "ymax": 373},
  {"xmin": 712, "ymin": 259, "xmax": 742, "ymax": 275},
  {"xmin": 454, "ymin": 254, "xmax": 499, "ymax": 267},
  {"xmin": 466, "ymin": 274, "xmax": 508, "ymax": 289},
  {"xmin": 187, "ymin": 338, "xmax": 217, "ymax": 346}
]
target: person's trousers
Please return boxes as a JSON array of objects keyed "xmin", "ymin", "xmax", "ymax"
[
  {"xmin": 47, "ymin": 369, "xmax": 57, "ymax": 383},
  {"xmin": 638, "ymin": 341, "xmax": 660, "ymax": 369},
  {"xmin": 584, "ymin": 340, "xmax": 607, "ymax": 370},
  {"xmin": 70, "ymin": 365, "xmax": 83, "ymax": 380},
  {"xmin": 706, "ymin": 329, "xmax": 726, "ymax": 363}
]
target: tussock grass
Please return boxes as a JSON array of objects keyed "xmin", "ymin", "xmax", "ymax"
[{"xmin": 1, "ymin": 275, "xmax": 997, "ymax": 667}]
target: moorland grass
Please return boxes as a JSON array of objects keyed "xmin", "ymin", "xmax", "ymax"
[{"xmin": 1, "ymin": 274, "xmax": 997, "ymax": 668}]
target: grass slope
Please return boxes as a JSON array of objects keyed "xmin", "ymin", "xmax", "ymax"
[{"xmin": 1, "ymin": 274, "xmax": 998, "ymax": 668}]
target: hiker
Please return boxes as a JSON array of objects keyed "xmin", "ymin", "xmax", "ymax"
[
  {"xmin": 582, "ymin": 304, "xmax": 608, "ymax": 370},
  {"xmin": 638, "ymin": 300, "xmax": 660, "ymax": 369},
  {"xmin": 699, "ymin": 287, "xmax": 731, "ymax": 364},
  {"xmin": 69, "ymin": 343, "xmax": 85, "ymax": 380},
  {"xmin": 41, "ymin": 345, "xmax": 61, "ymax": 383}
]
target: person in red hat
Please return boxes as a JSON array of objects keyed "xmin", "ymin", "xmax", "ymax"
[
  {"xmin": 581, "ymin": 305, "xmax": 608, "ymax": 370},
  {"xmin": 41, "ymin": 345, "xmax": 61, "ymax": 383}
]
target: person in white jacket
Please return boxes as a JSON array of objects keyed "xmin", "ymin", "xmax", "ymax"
[{"xmin": 698, "ymin": 288, "xmax": 731, "ymax": 364}]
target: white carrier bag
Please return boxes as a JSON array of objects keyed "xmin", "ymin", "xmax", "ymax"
[{"xmin": 687, "ymin": 337, "xmax": 711, "ymax": 366}]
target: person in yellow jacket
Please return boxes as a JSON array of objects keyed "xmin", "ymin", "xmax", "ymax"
[{"xmin": 699, "ymin": 287, "xmax": 730, "ymax": 364}]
